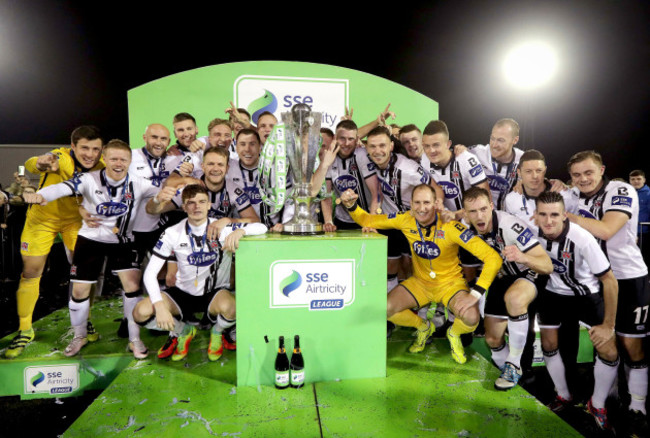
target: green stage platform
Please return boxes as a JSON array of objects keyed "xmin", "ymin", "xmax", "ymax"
[{"xmin": 1, "ymin": 298, "xmax": 584, "ymax": 437}]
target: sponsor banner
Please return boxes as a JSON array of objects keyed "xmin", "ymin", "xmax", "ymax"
[
  {"xmin": 270, "ymin": 259, "xmax": 355, "ymax": 310},
  {"xmin": 234, "ymin": 75, "xmax": 348, "ymax": 128},
  {"xmin": 24, "ymin": 364, "xmax": 79, "ymax": 395}
]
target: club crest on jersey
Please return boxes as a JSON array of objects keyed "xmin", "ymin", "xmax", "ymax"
[
  {"xmin": 452, "ymin": 170, "xmax": 460, "ymax": 179},
  {"xmin": 551, "ymin": 259, "xmax": 567, "ymax": 274},
  {"xmin": 335, "ymin": 175, "xmax": 358, "ymax": 192},
  {"xmin": 123, "ymin": 192, "xmax": 133, "ymax": 201},
  {"xmin": 439, "ymin": 181, "xmax": 460, "ymax": 199},
  {"xmin": 561, "ymin": 251, "xmax": 572, "ymax": 260},
  {"xmin": 391, "ymin": 178, "xmax": 399, "ymax": 187},
  {"xmin": 209, "ymin": 240, "xmax": 220, "ymax": 250},
  {"xmin": 496, "ymin": 235, "xmax": 505, "ymax": 246},
  {"xmin": 96, "ymin": 202, "xmax": 128, "ymax": 217},
  {"xmin": 412, "ymin": 241, "xmax": 441, "ymax": 260},
  {"xmin": 70, "ymin": 265, "xmax": 77, "ymax": 275},
  {"xmin": 21, "ymin": 242, "xmax": 28, "ymax": 251},
  {"xmin": 350, "ymin": 163, "xmax": 358, "ymax": 172},
  {"xmin": 187, "ymin": 252, "xmax": 218, "ymax": 266},
  {"xmin": 435, "ymin": 230, "xmax": 445, "ymax": 239}
]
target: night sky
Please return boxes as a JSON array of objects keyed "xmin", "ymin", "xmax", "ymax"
[{"xmin": 1, "ymin": 0, "xmax": 648, "ymax": 181}]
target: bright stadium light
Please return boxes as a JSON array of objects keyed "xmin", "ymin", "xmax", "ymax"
[{"xmin": 503, "ymin": 41, "xmax": 558, "ymax": 89}]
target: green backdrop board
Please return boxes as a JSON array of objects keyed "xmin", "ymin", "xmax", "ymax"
[
  {"xmin": 235, "ymin": 231, "xmax": 387, "ymax": 387},
  {"xmin": 127, "ymin": 61, "xmax": 438, "ymax": 146}
]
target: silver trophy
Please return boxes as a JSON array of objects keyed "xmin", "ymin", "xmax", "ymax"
[{"xmin": 282, "ymin": 104, "xmax": 323, "ymax": 235}]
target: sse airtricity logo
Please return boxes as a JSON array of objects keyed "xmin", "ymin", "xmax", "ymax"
[
  {"xmin": 31, "ymin": 372, "xmax": 45, "ymax": 387},
  {"xmin": 24, "ymin": 365, "xmax": 79, "ymax": 395},
  {"xmin": 280, "ymin": 270, "xmax": 302, "ymax": 297},
  {"xmin": 270, "ymin": 260, "xmax": 355, "ymax": 310},
  {"xmin": 234, "ymin": 75, "xmax": 349, "ymax": 129},
  {"xmin": 247, "ymin": 89, "xmax": 278, "ymax": 124}
]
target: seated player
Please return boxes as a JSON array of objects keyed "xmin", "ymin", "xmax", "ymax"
[
  {"xmin": 339, "ymin": 184, "xmax": 502, "ymax": 363},
  {"xmin": 533, "ymin": 191, "xmax": 619, "ymax": 431},
  {"xmin": 134, "ymin": 185, "xmax": 267, "ymax": 361},
  {"xmin": 461, "ymin": 187, "xmax": 552, "ymax": 390}
]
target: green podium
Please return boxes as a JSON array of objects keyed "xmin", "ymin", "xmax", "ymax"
[{"xmin": 235, "ymin": 230, "xmax": 387, "ymax": 387}]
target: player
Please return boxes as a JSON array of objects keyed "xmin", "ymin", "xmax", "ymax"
[
  {"xmin": 565, "ymin": 150, "xmax": 649, "ymax": 433},
  {"xmin": 321, "ymin": 120, "xmax": 380, "ymax": 231},
  {"xmin": 24, "ymin": 140, "xmax": 160, "ymax": 359},
  {"xmin": 6, "ymin": 126, "xmax": 104, "ymax": 359},
  {"xmin": 466, "ymin": 118, "xmax": 523, "ymax": 209},
  {"xmin": 420, "ymin": 120, "xmax": 490, "ymax": 219},
  {"xmin": 504, "ymin": 149, "xmax": 574, "ymax": 221},
  {"xmin": 461, "ymin": 187, "xmax": 552, "ymax": 390},
  {"xmin": 134, "ymin": 185, "xmax": 267, "ymax": 361},
  {"xmin": 364, "ymin": 126, "xmax": 443, "ymax": 293},
  {"xmin": 533, "ymin": 191, "xmax": 619, "ymax": 431},
  {"xmin": 340, "ymin": 184, "xmax": 502, "ymax": 363}
]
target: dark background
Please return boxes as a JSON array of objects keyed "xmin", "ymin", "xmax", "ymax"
[{"xmin": 1, "ymin": 0, "xmax": 649, "ymax": 181}]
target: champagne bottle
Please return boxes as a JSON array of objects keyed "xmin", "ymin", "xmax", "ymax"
[
  {"xmin": 274, "ymin": 336, "xmax": 290, "ymax": 389},
  {"xmin": 290, "ymin": 335, "xmax": 305, "ymax": 388}
]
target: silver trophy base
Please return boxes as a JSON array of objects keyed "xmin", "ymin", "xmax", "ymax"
[{"xmin": 282, "ymin": 223, "xmax": 324, "ymax": 235}]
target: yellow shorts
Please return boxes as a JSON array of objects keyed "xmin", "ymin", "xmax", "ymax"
[
  {"xmin": 20, "ymin": 214, "xmax": 81, "ymax": 256},
  {"xmin": 400, "ymin": 275, "xmax": 469, "ymax": 308}
]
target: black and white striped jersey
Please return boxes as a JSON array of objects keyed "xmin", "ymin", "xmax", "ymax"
[
  {"xmin": 39, "ymin": 170, "xmax": 158, "ymax": 244},
  {"xmin": 504, "ymin": 182, "xmax": 576, "ymax": 222},
  {"xmin": 375, "ymin": 153, "xmax": 430, "ymax": 215},
  {"xmin": 130, "ymin": 147, "xmax": 186, "ymax": 232},
  {"xmin": 468, "ymin": 144, "xmax": 524, "ymax": 209},
  {"xmin": 226, "ymin": 161, "xmax": 281, "ymax": 227},
  {"xmin": 535, "ymin": 220, "xmax": 611, "ymax": 296},
  {"xmin": 460, "ymin": 210, "xmax": 540, "ymax": 276},
  {"xmin": 326, "ymin": 149, "xmax": 376, "ymax": 223},
  {"xmin": 570, "ymin": 179, "xmax": 647, "ymax": 280},
  {"xmin": 421, "ymin": 150, "xmax": 487, "ymax": 212}
]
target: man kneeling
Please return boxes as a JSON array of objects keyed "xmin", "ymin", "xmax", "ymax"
[
  {"xmin": 340, "ymin": 185, "xmax": 502, "ymax": 363},
  {"xmin": 134, "ymin": 185, "xmax": 267, "ymax": 361}
]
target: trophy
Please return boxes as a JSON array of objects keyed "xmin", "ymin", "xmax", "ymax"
[
  {"xmin": 258, "ymin": 103, "xmax": 324, "ymax": 235},
  {"xmin": 282, "ymin": 103, "xmax": 324, "ymax": 235}
]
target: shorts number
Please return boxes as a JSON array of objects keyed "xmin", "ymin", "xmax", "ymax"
[{"xmin": 633, "ymin": 305, "xmax": 649, "ymax": 325}]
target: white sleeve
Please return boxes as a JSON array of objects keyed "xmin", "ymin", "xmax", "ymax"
[
  {"xmin": 219, "ymin": 222, "xmax": 268, "ymax": 242},
  {"xmin": 38, "ymin": 180, "xmax": 77, "ymax": 202},
  {"xmin": 604, "ymin": 184, "xmax": 635, "ymax": 218},
  {"xmin": 583, "ymin": 233, "xmax": 612, "ymax": 276},
  {"xmin": 143, "ymin": 255, "xmax": 166, "ymax": 304}
]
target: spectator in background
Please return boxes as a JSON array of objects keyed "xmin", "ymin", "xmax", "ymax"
[{"xmin": 630, "ymin": 170, "xmax": 650, "ymax": 262}]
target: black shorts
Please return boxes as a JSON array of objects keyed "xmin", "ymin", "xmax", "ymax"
[
  {"xmin": 133, "ymin": 229, "xmax": 165, "ymax": 265},
  {"xmin": 537, "ymin": 290, "xmax": 604, "ymax": 329},
  {"xmin": 378, "ymin": 228, "xmax": 411, "ymax": 258},
  {"xmin": 616, "ymin": 276, "xmax": 650, "ymax": 337},
  {"xmin": 164, "ymin": 286, "xmax": 227, "ymax": 323},
  {"xmin": 484, "ymin": 271, "xmax": 546, "ymax": 318},
  {"xmin": 70, "ymin": 236, "xmax": 139, "ymax": 283}
]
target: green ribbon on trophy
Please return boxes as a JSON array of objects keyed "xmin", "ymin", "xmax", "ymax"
[{"xmin": 259, "ymin": 123, "xmax": 327, "ymax": 215}]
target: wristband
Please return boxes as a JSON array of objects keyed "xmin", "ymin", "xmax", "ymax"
[
  {"xmin": 469, "ymin": 289, "xmax": 482, "ymax": 300},
  {"xmin": 346, "ymin": 202, "xmax": 358, "ymax": 212},
  {"xmin": 152, "ymin": 196, "xmax": 161, "ymax": 205}
]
